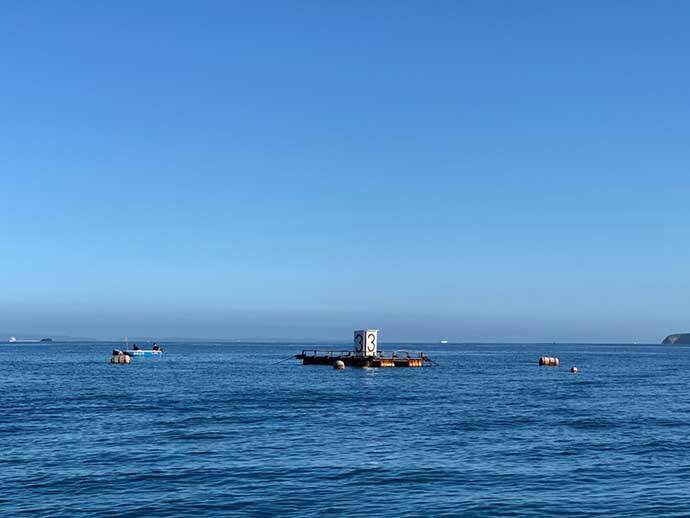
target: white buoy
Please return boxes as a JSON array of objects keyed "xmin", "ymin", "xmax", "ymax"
[
  {"xmin": 334, "ymin": 360, "xmax": 345, "ymax": 370},
  {"xmin": 571, "ymin": 367, "xmax": 578, "ymax": 373}
]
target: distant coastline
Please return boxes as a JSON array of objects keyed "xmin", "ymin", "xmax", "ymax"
[
  {"xmin": 662, "ymin": 333, "xmax": 690, "ymax": 345},
  {"xmin": 7, "ymin": 336, "xmax": 53, "ymax": 343}
]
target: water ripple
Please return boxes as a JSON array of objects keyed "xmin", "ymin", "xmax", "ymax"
[{"xmin": 2, "ymin": 342, "xmax": 690, "ymax": 516}]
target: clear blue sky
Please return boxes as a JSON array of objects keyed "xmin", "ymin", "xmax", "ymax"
[{"xmin": 2, "ymin": 1, "xmax": 689, "ymax": 342}]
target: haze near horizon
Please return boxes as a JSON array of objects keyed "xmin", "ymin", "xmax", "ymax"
[{"xmin": 2, "ymin": 2, "xmax": 689, "ymax": 343}]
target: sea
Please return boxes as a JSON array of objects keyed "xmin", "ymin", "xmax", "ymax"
[{"xmin": 2, "ymin": 341, "xmax": 690, "ymax": 517}]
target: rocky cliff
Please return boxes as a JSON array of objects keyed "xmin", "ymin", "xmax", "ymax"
[{"xmin": 662, "ymin": 333, "xmax": 690, "ymax": 344}]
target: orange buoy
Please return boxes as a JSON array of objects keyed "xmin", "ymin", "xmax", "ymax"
[{"xmin": 539, "ymin": 356, "xmax": 560, "ymax": 366}]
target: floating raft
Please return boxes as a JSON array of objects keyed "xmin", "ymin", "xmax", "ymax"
[{"xmin": 295, "ymin": 349, "xmax": 432, "ymax": 368}]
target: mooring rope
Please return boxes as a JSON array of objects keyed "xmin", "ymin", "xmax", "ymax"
[
  {"xmin": 273, "ymin": 354, "xmax": 299, "ymax": 365},
  {"xmin": 424, "ymin": 356, "xmax": 439, "ymax": 367}
]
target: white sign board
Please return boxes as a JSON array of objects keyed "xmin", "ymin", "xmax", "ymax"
[{"xmin": 354, "ymin": 329, "xmax": 378, "ymax": 357}]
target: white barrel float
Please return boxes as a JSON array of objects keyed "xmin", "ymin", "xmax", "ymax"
[
  {"xmin": 539, "ymin": 356, "xmax": 560, "ymax": 366},
  {"xmin": 111, "ymin": 351, "xmax": 131, "ymax": 364},
  {"xmin": 354, "ymin": 329, "xmax": 378, "ymax": 357}
]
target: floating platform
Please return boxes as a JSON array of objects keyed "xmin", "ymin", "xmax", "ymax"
[{"xmin": 295, "ymin": 349, "xmax": 432, "ymax": 368}]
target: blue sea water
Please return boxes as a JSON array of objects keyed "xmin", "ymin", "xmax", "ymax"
[{"xmin": 2, "ymin": 342, "xmax": 690, "ymax": 517}]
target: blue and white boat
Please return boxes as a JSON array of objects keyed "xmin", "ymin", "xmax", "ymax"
[
  {"xmin": 122, "ymin": 338, "xmax": 164, "ymax": 358},
  {"xmin": 124, "ymin": 349, "xmax": 163, "ymax": 358}
]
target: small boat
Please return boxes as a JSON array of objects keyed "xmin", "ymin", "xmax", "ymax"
[
  {"xmin": 123, "ymin": 338, "xmax": 163, "ymax": 358},
  {"xmin": 124, "ymin": 349, "xmax": 163, "ymax": 358}
]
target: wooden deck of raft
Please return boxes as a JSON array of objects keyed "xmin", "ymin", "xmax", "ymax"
[{"xmin": 296, "ymin": 350, "xmax": 431, "ymax": 368}]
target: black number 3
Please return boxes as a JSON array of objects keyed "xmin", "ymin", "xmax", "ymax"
[
  {"xmin": 366, "ymin": 333, "xmax": 376, "ymax": 353},
  {"xmin": 355, "ymin": 334, "xmax": 363, "ymax": 352}
]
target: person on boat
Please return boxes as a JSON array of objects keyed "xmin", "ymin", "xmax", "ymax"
[{"xmin": 132, "ymin": 343, "xmax": 140, "ymax": 351}]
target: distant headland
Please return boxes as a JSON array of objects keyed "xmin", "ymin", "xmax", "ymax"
[{"xmin": 662, "ymin": 333, "xmax": 690, "ymax": 345}]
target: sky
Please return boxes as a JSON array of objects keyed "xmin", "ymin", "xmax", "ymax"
[{"xmin": 1, "ymin": 1, "xmax": 689, "ymax": 342}]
